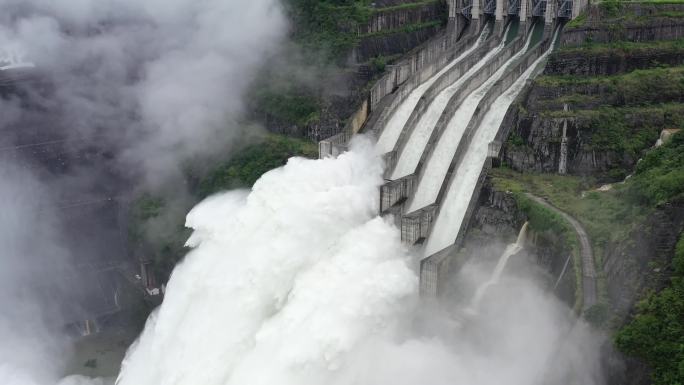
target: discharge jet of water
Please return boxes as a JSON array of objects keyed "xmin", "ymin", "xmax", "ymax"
[
  {"xmin": 468, "ymin": 222, "xmax": 529, "ymax": 312},
  {"xmin": 390, "ymin": 25, "xmax": 500, "ymax": 179},
  {"xmin": 424, "ymin": 27, "xmax": 561, "ymax": 256},
  {"xmin": 407, "ymin": 25, "xmax": 532, "ymax": 213},
  {"xmin": 375, "ymin": 27, "xmax": 490, "ymax": 154}
]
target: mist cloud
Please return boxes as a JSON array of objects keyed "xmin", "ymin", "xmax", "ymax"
[
  {"xmin": 0, "ymin": 0, "xmax": 289, "ymax": 383},
  {"xmin": 0, "ymin": 0, "xmax": 287, "ymax": 185},
  {"xmin": 0, "ymin": 164, "xmax": 74, "ymax": 385}
]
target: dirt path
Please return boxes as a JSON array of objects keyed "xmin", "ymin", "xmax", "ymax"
[{"xmin": 524, "ymin": 193, "xmax": 597, "ymax": 311}]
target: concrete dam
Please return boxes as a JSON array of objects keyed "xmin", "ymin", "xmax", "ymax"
[{"xmin": 320, "ymin": 0, "xmax": 582, "ymax": 296}]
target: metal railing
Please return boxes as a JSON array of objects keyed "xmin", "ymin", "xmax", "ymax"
[
  {"xmin": 484, "ymin": 0, "xmax": 496, "ymax": 14},
  {"xmin": 532, "ymin": 0, "xmax": 547, "ymax": 16},
  {"xmin": 508, "ymin": 0, "xmax": 521, "ymax": 14},
  {"xmin": 461, "ymin": 0, "xmax": 473, "ymax": 18}
]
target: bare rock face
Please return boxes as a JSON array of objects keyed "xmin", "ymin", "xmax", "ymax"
[
  {"xmin": 545, "ymin": 48, "xmax": 684, "ymax": 76},
  {"xmin": 560, "ymin": 3, "xmax": 684, "ymax": 48},
  {"xmin": 502, "ymin": 111, "xmax": 632, "ymax": 180},
  {"xmin": 463, "ymin": 180, "xmax": 577, "ymax": 307},
  {"xmin": 603, "ymin": 199, "xmax": 684, "ymax": 318}
]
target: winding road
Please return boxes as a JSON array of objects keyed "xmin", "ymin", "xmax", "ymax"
[{"xmin": 524, "ymin": 193, "xmax": 597, "ymax": 311}]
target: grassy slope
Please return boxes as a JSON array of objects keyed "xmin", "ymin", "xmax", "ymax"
[{"xmin": 495, "ymin": 131, "xmax": 684, "ymax": 381}]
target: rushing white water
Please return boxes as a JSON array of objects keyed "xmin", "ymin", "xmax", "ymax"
[
  {"xmin": 389, "ymin": 27, "xmax": 502, "ymax": 180},
  {"xmin": 407, "ymin": 27, "xmax": 533, "ymax": 213},
  {"xmin": 425, "ymin": 29, "xmax": 560, "ymax": 256},
  {"xmin": 0, "ymin": 48, "xmax": 35, "ymax": 70},
  {"xmin": 468, "ymin": 222, "xmax": 528, "ymax": 312},
  {"xmin": 110, "ymin": 133, "xmax": 604, "ymax": 385},
  {"xmin": 374, "ymin": 28, "xmax": 489, "ymax": 154},
  {"xmin": 115, "ymin": 137, "xmax": 419, "ymax": 385}
]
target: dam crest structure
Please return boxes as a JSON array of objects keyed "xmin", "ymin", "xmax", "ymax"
[{"xmin": 319, "ymin": 1, "xmax": 583, "ymax": 297}]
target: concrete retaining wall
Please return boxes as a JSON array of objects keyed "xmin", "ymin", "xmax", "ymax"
[
  {"xmin": 380, "ymin": 175, "xmax": 416, "ymax": 211},
  {"xmin": 401, "ymin": 204, "xmax": 438, "ymax": 244},
  {"xmin": 318, "ymin": 131, "xmax": 350, "ymax": 159}
]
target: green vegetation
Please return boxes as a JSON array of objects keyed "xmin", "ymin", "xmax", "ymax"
[
  {"xmin": 131, "ymin": 134, "xmax": 317, "ymax": 278},
  {"xmin": 564, "ymin": 1, "xmax": 684, "ymax": 31},
  {"xmin": 286, "ymin": 0, "xmax": 373, "ymax": 57},
  {"xmin": 199, "ymin": 134, "xmax": 317, "ymax": 197},
  {"xmin": 616, "ymin": 234, "xmax": 684, "ymax": 385},
  {"xmin": 369, "ymin": 55, "xmax": 387, "ymax": 73},
  {"xmin": 252, "ymin": 0, "xmax": 446, "ymax": 132},
  {"xmin": 506, "ymin": 192, "xmax": 583, "ymax": 311},
  {"xmin": 599, "ymin": 0, "xmax": 623, "ymax": 15},
  {"xmin": 489, "ymin": 165, "xmax": 658, "ymax": 310},
  {"xmin": 558, "ymin": 37, "xmax": 684, "ymax": 54},
  {"xmin": 584, "ymin": 303, "xmax": 612, "ymax": 327},
  {"xmin": 625, "ymin": 0, "xmax": 684, "ymax": 4},
  {"xmin": 539, "ymin": 104, "xmax": 684, "ymax": 172},
  {"xmin": 629, "ymin": 131, "xmax": 684, "ymax": 205},
  {"xmin": 490, "ymin": 168, "xmax": 647, "ymax": 256},
  {"xmin": 361, "ymin": 20, "xmax": 443, "ymax": 38},
  {"xmin": 565, "ymin": 11, "xmax": 587, "ymax": 28},
  {"xmin": 370, "ymin": 0, "xmax": 441, "ymax": 13},
  {"xmin": 536, "ymin": 67, "xmax": 684, "ymax": 106},
  {"xmin": 251, "ymin": 86, "xmax": 321, "ymax": 126}
]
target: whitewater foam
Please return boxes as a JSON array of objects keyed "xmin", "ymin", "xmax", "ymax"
[{"xmin": 115, "ymin": 137, "xmax": 419, "ymax": 385}]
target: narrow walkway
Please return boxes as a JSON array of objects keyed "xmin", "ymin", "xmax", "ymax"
[{"xmin": 524, "ymin": 193, "xmax": 597, "ymax": 311}]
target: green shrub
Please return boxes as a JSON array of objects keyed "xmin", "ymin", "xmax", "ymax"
[
  {"xmin": 131, "ymin": 134, "xmax": 317, "ymax": 280},
  {"xmin": 370, "ymin": 55, "xmax": 387, "ymax": 73},
  {"xmin": 198, "ymin": 134, "xmax": 317, "ymax": 197},
  {"xmin": 507, "ymin": 132, "xmax": 526, "ymax": 147},
  {"xmin": 628, "ymin": 131, "xmax": 684, "ymax": 205},
  {"xmin": 616, "ymin": 234, "xmax": 684, "ymax": 385},
  {"xmin": 284, "ymin": 0, "xmax": 373, "ymax": 59},
  {"xmin": 252, "ymin": 87, "xmax": 320, "ymax": 126}
]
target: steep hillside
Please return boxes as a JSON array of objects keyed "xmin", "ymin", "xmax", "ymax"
[
  {"xmin": 472, "ymin": 3, "xmax": 684, "ymax": 383},
  {"xmin": 249, "ymin": 0, "xmax": 448, "ymax": 141}
]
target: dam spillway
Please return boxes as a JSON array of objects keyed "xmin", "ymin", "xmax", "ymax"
[
  {"xmin": 405, "ymin": 25, "xmax": 532, "ymax": 214},
  {"xmin": 319, "ymin": 0, "xmax": 580, "ymax": 296},
  {"xmin": 375, "ymin": 28, "xmax": 489, "ymax": 155}
]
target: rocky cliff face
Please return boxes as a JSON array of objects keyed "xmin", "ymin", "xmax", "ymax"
[
  {"xmin": 561, "ymin": 4, "xmax": 684, "ymax": 47},
  {"xmin": 502, "ymin": 4, "xmax": 684, "ymax": 181},
  {"xmin": 483, "ymin": 5, "xmax": 684, "ymax": 381},
  {"xmin": 502, "ymin": 106, "xmax": 680, "ymax": 179},
  {"xmin": 362, "ymin": 2, "xmax": 445, "ymax": 34},
  {"xmin": 355, "ymin": 1, "xmax": 447, "ymax": 62},
  {"xmin": 463, "ymin": 179, "xmax": 578, "ymax": 308},
  {"xmin": 544, "ymin": 47, "xmax": 684, "ymax": 76},
  {"xmin": 603, "ymin": 198, "xmax": 684, "ymax": 318}
]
